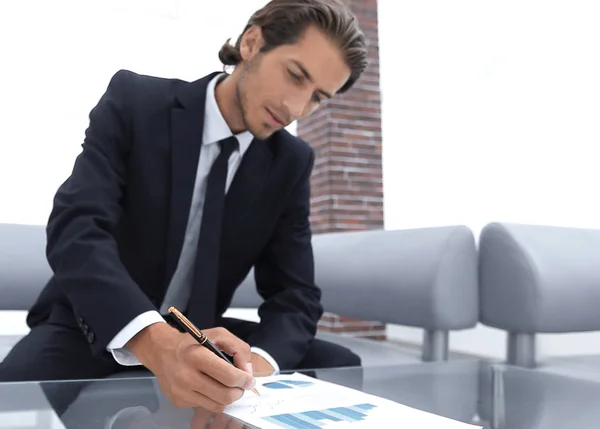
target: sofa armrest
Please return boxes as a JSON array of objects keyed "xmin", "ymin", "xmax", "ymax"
[
  {"xmin": 313, "ymin": 226, "xmax": 478, "ymax": 330},
  {"xmin": 0, "ymin": 223, "xmax": 51, "ymax": 310},
  {"xmin": 479, "ymin": 222, "xmax": 600, "ymax": 333}
]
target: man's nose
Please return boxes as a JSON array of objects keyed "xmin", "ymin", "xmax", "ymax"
[
  {"xmin": 282, "ymin": 102, "xmax": 303, "ymax": 122},
  {"xmin": 283, "ymin": 93, "xmax": 312, "ymax": 120}
]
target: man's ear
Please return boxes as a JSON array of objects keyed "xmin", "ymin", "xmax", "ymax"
[{"xmin": 239, "ymin": 25, "xmax": 264, "ymax": 61}]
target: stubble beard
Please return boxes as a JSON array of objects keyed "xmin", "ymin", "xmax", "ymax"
[
  {"xmin": 234, "ymin": 75, "xmax": 253, "ymax": 136},
  {"xmin": 234, "ymin": 55, "xmax": 275, "ymax": 140}
]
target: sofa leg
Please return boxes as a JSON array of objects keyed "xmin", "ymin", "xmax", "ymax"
[
  {"xmin": 507, "ymin": 332, "xmax": 536, "ymax": 368},
  {"xmin": 422, "ymin": 330, "xmax": 449, "ymax": 361}
]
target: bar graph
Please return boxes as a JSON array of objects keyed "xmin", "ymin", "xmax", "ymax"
[
  {"xmin": 262, "ymin": 403, "xmax": 376, "ymax": 428},
  {"xmin": 263, "ymin": 380, "xmax": 315, "ymax": 390}
]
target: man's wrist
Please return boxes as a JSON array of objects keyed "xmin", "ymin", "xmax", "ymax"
[
  {"xmin": 251, "ymin": 347, "xmax": 280, "ymax": 375},
  {"xmin": 251, "ymin": 352, "xmax": 275, "ymax": 376},
  {"xmin": 125, "ymin": 322, "xmax": 172, "ymax": 366}
]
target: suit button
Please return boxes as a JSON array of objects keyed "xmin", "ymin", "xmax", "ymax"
[
  {"xmin": 82, "ymin": 324, "xmax": 89, "ymax": 335},
  {"xmin": 87, "ymin": 332, "xmax": 95, "ymax": 344},
  {"xmin": 77, "ymin": 317, "xmax": 84, "ymax": 328}
]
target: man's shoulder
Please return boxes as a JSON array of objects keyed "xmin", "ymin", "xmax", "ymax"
[
  {"xmin": 109, "ymin": 69, "xmax": 188, "ymax": 85},
  {"xmin": 271, "ymin": 128, "xmax": 315, "ymax": 165},
  {"xmin": 106, "ymin": 69, "xmax": 186, "ymax": 98}
]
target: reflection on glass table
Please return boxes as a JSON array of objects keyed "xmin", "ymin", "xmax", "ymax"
[{"xmin": 2, "ymin": 360, "xmax": 600, "ymax": 429}]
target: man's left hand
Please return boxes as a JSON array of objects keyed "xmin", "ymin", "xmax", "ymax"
[{"xmin": 251, "ymin": 352, "xmax": 275, "ymax": 376}]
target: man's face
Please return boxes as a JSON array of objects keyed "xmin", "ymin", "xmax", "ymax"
[{"xmin": 235, "ymin": 25, "xmax": 351, "ymax": 139}]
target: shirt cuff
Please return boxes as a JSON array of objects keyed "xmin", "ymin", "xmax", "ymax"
[
  {"xmin": 106, "ymin": 310, "xmax": 166, "ymax": 366},
  {"xmin": 251, "ymin": 347, "xmax": 280, "ymax": 375}
]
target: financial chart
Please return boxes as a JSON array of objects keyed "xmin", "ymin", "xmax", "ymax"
[
  {"xmin": 262, "ymin": 379, "xmax": 315, "ymax": 390},
  {"xmin": 225, "ymin": 372, "xmax": 481, "ymax": 429},
  {"xmin": 262, "ymin": 403, "xmax": 376, "ymax": 428}
]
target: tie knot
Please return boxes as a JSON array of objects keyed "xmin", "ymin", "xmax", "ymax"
[{"xmin": 219, "ymin": 136, "xmax": 239, "ymax": 157}]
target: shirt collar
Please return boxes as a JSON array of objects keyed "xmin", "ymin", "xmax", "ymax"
[{"xmin": 202, "ymin": 73, "xmax": 253, "ymax": 156}]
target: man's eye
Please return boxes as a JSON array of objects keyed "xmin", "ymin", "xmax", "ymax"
[
  {"xmin": 312, "ymin": 95, "xmax": 322, "ymax": 104},
  {"xmin": 288, "ymin": 70, "xmax": 301, "ymax": 81}
]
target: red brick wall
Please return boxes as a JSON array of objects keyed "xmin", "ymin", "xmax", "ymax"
[
  {"xmin": 318, "ymin": 313, "xmax": 386, "ymax": 340},
  {"xmin": 297, "ymin": 0, "xmax": 385, "ymax": 338},
  {"xmin": 297, "ymin": 0, "xmax": 383, "ymax": 234}
]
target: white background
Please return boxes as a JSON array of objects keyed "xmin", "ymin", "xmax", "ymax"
[
  {"xmin": 378, "ymin": 0, "xmax": 600, "ymax": 358},
  {"xmin": 1, "ymin": 0, "xmax": 600, "ymax": 370}
]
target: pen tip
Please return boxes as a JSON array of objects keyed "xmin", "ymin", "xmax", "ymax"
[{"xmin": 252, "ymin": 388, "xmax": 260, "ymax": 396}]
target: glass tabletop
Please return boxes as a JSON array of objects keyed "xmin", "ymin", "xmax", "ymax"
[{"xmin": 2, "ymin": 359, "xmax": 600, "ymax": 429}]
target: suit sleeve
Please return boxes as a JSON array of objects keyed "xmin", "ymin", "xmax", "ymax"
[
  {"xmin": 246, "ymin": 148, "xmax": 324, "ymax": 369},
  {"xmin": 45, "ymin": 70, "xmax": 156, "ymax": 357}
]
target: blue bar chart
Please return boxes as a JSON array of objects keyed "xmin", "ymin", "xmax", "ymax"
[
  {"xmin": 226, "ymin": 373, "xmax": 480, "ymax": 429},
  {"xmin": 262, "ymin": 403, "xmax": 376, "ymax": 428},
  {"xmin": 263, "ymin": 380, "xmax": 315, "ymax": 390}
]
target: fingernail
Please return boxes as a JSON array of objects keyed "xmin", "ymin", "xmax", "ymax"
[
  {"xmin": 246, "ymin": 363, "xmax": 253, "ymax": 375},
  {"xmin": 251, "ymin": 378, "xmax": 256, "ymax": 389}
]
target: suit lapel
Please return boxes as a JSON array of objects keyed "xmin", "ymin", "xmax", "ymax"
[{"xmin": 164, "ymin": 73, "xmax": 219, "ymax": 287}]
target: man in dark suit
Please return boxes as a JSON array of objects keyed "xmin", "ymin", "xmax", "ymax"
[{"xmin": 0, "ymin": 0, "xmax": 367, "ymax": 412}]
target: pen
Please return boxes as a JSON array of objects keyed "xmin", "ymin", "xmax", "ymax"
[{"xmin": 167, "ymin": 306, "xmax": 260, "ymax": 396}]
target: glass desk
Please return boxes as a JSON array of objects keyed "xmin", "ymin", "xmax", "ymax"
[{"xmin": 1, "ymin": 360, "xmax": 600, "ymax": 429}]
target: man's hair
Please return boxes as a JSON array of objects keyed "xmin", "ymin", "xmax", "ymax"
[{"xmin": 218, "ymin": 0, "xmax": 368, "ymax": 93}]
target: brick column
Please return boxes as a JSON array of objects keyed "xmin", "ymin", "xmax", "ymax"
[
  {"xmin": 298, "ymin": 0, "xmax": 383, "ymax": 234},
  {"xmin": 297, "ymin": 0, "xmax": 386, "ymax": 339}
]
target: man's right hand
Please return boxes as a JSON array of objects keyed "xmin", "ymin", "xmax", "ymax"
[{"xmin": 125, "ymin": 323, "xmax": 256, "ymax": 411}]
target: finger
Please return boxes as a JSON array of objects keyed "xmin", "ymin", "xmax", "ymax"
[
  {"xmin": 185, "ymin": 388, "xmax": 228, "ymax": 413},
  {"xmin": 226, "ymin": 418, "xmax": 246, "ymax": 429},
  {"xmin": 206, "ymin": 328, "xmax": 252, "ymax": 373},
  {"xmin": 190, "ymin": 407, "xmax": 216, "ymax": 429},
  {"xmin": 210, "ymin": 412, "xmax": 237, "ymax": 429},
  {"xmin": 157, "ymin": 379, "xmax": 200, "ymax": 409},
  {"xmin": 190, "ymin": 345, "xmax": 255, "ymax": 391},
  {"xmin": 167, "ymin": 391, "xmax": 201, "ymax": 409},
  {"xmin": 170, "ymin": 364, "xmax": 241, "ymax": 409},
  {"xmin": 191, "ymin": 369, "xmax": 246, "ymax": 407}
]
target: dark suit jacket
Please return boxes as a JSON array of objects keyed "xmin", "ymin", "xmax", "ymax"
[{"xmin": 27, "ymin": 70, "xmax": 323, "ymax": 369}]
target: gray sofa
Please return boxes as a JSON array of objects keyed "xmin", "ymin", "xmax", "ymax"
[
  {"xmin": 479, "ymin": 222, "xmax": 600, "ymax": 380},
  {"xmin": 0, "ymin": 223, "xmax": 480, "ymax": 366},
  {"xmin": 0, "ymin": 223, "xmax": 51, "ymax": 361},
  {"xmin": 232, "ymin": 225, "xmax": 479, "ymax": 365}
]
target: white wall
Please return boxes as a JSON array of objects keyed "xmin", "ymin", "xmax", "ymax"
[{"xmin": 378, "ymin": 0, "xmax": 600, "ymax": 359}]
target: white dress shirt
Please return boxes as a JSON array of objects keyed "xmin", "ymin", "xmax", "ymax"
[{"xmin": 105, "ymin": 73, "xmax": 279, "ymax": 374}]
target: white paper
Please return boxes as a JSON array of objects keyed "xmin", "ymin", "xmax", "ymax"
[{"xmin": 225, "ymin": 372, "xmax": 481, "ymax": 429}]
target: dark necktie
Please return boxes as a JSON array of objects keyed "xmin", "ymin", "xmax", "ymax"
[{"xmin": 187, "ymin": 136, "xmax": 239, "ymax": 327}]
